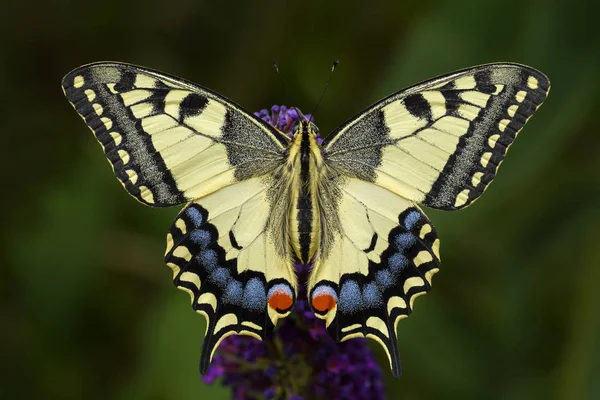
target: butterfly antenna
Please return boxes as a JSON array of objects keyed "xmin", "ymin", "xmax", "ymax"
[
  {"xmin": 273, "ymin": 61, "xmax": 288, "ymax": 98},
  {"xmin": 309, "ymin": 59, "xmax": 339, "ymax": 122}
]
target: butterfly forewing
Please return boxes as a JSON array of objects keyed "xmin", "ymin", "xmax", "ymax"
[
  {"xmin": 61, "ymin": 62, "xmax": 289, "ymax": 207},
  {"xmin": 323, "ymin": 63, "xmax": 550, "ymax": 210}
]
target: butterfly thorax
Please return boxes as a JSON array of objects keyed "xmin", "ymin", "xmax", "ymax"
[{"xmin": 288, "ymin": 121, "xmax": 324, "ymax": 264}]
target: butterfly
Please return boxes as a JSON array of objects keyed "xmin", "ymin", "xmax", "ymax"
[{"xmin": 62, "ymin": 62, "xmax": 549, "ymax": 377}]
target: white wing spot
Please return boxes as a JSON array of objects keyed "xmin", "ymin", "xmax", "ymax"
[
  {"xmin": 125, "ymin": 169, "xmax": 138, "ymax": 185},
  {"xmin": 471, "ymin": 171, "xmax": 484, "ymax": 188},
  {"xmin": 139, "ymin": 185, "xmax": 155, "ymax": 204},
  {"xmin": 84, "ymin": 89, "xmax": 96, "ymax": 102},
  {"xmin": 166, "ymin": 261, "xmax": 179, "ymax": 278},
  {"xmin": 480, "ymin": 152, "xmax": 492, "ymax": 168},
  {"xmin": 498, "ymin": 119, "xmax": 510, "ymax": 132},
  {"xmin": 419, "ymin": 224, "xmax": 432, "ymax": 239},
  {"xmin": 454, "ymin": 189, "xmax": 470, "ymax": 208},
  {"xmin": 107, "ymin": 83, "xmax": 119, "ymax": 94},
  {"xmin": 165, "ymin": 234, "xmax": 174, "ymax": 257},
  {"xmin": 214, "ymin": 313, "xmax": 238, "ymax": 336},
  {"xmin": 117, "ymin": 149, "xmax": 130, "ymax": 165},
  {"xmin": 432, "ymin": 239, "xmax": 440, "ymax": 259},
  {"xmin": 93, "ymin": 103, "xmax": 103, "ymax": 116},
  {"xmin": 507, "ymin": 104, "xmax": 518, "ymax": 118},
  {"xmin": 454, "ymin": 75, "xmax": 476, "ymax": 89},
  {"xmin": 515, "ymin": 90, "xmax": 527, "ymax": 103},
  {"xmin": 527, "ymin": 76, "xmax": 539, "ymax": 90},
  {"xmin": 403, "ymin": 276, "xmax": 425, "ymax": 295},
  {"xmin": 492, "ymin": 85, "xmax": 504, "ymax": 95},
  {"xmin": 425, "ymin": 268, "xmax": 439, "ymax": 284},
  {"xmin": 110, "ymin": 131, "xmax": 122, "ymax": 146},
  {"xmin": 173, "ymin": 245, "xmax": 192, "ymax": 262},
  {"xmin": 198, "ymin": 292, "xmax": 218, "ymax": 311},
  {"xmin": 180, "ymin": 271, "xmax": 201, "ymax": 289},
  {"xmin": 488, "ymin": 134, "xmax": 500, "ymax": 148},
  {"xmin": 101, "ymin": 117, "xmax": 113, "ymax": 130},
  {"xmin": 409, "ymin": 291, "xmax": 425, "ymax": 310},
  {"xmin": 387, "ymin": 296, "xmax": 407, "ymax": 314},
  {"xmin": 414, "ymin": 250, "xmax": 433, "ymax": 266},
  {"xmin": 73, "ymin": 75, "xmax": 84, "ymax": 88},
  {"xmin": 175, "ymin": 218, "xmax": 187, "ymax": 235}
]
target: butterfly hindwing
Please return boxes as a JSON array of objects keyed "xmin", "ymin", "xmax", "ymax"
[
  {"xmin": 164, "ymin": 177, "xmax": 297, "ymax": 373},
  {"xmin": 323, "ymin": 63, "xmax": 550, "ymax": 210},
  {"xmin": 62, "ymin": 62, "xmax": 289, "ymax": 207},
  {"xmin": 308, "ymin": 179, "xmax": 440, "ymax": 377}
]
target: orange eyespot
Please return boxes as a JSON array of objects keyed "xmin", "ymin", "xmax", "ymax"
[
  {"xmin": 312, "ymin": 293, "xmax": 337, "ymax": 313},
  {"xmin": 267, "ymin": 284, "xmax": 294, "ymax": 311}
]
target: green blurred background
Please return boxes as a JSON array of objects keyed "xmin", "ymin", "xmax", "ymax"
[{"xmin": 2, "ymin": 0, "xmax": 599, "ymax": 398}]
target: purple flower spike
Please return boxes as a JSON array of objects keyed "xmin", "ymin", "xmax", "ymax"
[
  {"xmin": 254, "ymin": 105, "xmax": 324, "ymax": 146},
  {"xmin": 203, "ymin": 107, "xmax": 386, "ymax": 400}
]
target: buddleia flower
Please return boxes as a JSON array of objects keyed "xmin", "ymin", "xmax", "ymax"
[{"xmin": 202, "ymin": 106, "xmax": 386, "ymax": 400}]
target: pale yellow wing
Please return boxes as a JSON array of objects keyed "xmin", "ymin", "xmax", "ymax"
[
  {"xmin": 164, "ymin": 177, "xmax": 296, "ymax": 373},
  {"xmin": 309, "ymin": 178, "xmax": 440, "ymax": 377},
  {"xmin": 323, "ymin": 63, "xmax": 550, "ymax": 210},
  {"xmin": 62, "ymin": 62, "xmax": 289, "ymax": 207}
]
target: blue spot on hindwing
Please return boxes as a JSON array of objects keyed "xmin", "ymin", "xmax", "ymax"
[
  {"xmin": 363, "ymin": 282, "xmax": 382, "ymax": 307},
  {"xmin": 394, "ymin": 232, "xmax": 416, "ymax": 250},
  {"xmin": 375, "ymin": 269, "xmax": 395, "ymax": 290},
  {"xmin": 186, "ymin": 207, "xmax": 203, "ymax": 227},
  {"xmin": 223, "ymin": 280, "xmax": 243, "ymax": 305},
  {"xmin": 189, "ymin": 230, "xmax": 211, "ymax": 248},
  {"xmin": 388, "ymin": 253, "xmax": 408, "ymax": 274},
  {"xmin": 339, "ymin": 280, "xmax": 362, "ymax": 314},
  {"xmin": 209, "ymin": 267, "xmax": 230, "ymax": 289},
  {"xmin": 198, "ymin": 249, "xmax": 218, "ymax": 272},
  {"xmin": 243, "ymin": 278, "xmax": 266, "ymax": 311},
  {"xmin": 404, "ymin": 210, "xmax": 421, "ymax": 231}
]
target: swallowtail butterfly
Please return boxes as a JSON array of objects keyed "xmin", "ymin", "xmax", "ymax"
[{"xmin": 62, "ymin": 62, "xmax": 549, "ymax": 377}]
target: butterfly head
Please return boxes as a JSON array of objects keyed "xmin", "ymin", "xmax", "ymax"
[{"xmin": 292, "ymin": 107, "xmax": 319, "ymax": 139}]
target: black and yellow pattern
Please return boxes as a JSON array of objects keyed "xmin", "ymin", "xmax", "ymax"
[
  {"xmin": 324, "ymin": 64, "xmax": 550, "ymax": 210},
  {"xmin": 62, "ymin": 62, "xmax": 549, "ymax": 378},
  {"xmin": 62, "ymin": 62, "xmax": 289, "ymax": 207}
]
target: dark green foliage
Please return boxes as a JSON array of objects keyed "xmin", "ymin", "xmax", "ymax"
[{"xmin": 2, "ymin": 0, "xmax": 599, "ymax": 398}]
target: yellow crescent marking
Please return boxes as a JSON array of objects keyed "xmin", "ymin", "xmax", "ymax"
[
  {"xmin": 180, "ymin": 271, "xmax": 201, "ymax": 289},
  {"xmin": 198, "ymin": 292, "xmax": 217, "ymax": 311},
  {"xmin": 139, "ymin": 186, "xmax": 155, "ymax": 204},
  {"xmin": 432, "ymin": 238, "xmax": 441, "ymax": 259},
  {"xmin": 341, "ymin": 323, "xmax": 362, "ymax": 333},
  {"xmin": 93, "ymin": 103, "xmax": 103, "ymax": 115},
  {"xmin": 515, "ymin": 90, "xmax": 527, "ymax": 103},
  {"xmin": 481, "ymin": 152, "xmax": 492, "ymax": 168},
  {"xmin": 73, "ymin": 75, "xmax": 84, "ymax": 88},
  {"xmin": 172, "ymin": 245, "xmax": 192, "ymax": 262},
  {"xmin": 419, "ymin": 224, "xmax": 432, "ymax": 239},
  {"xmin": 175, "ymin": 218, "xmax": 187, "ymax": 235},
  {"xmin": 166, "ymin": 261, "xmax": 179, "ymax": 278},
  {"xmin": 117, "ymin": 149, "xmax": 130, "ymax": 164},
  {"xmin": 84, "ymin": 89, "xmax": 96, "ymax": 101},
  {"xmin": 527, "ymin": 76, "xmax": 539, "ymax": 90},
  {"xmin": 110, "ymin": 131, "xmax": 122, "ymax": 146},
  {"xmin": 165, "ymin": 233, "xmax": 174, "ymax": 256},
  {"xmin": 454, "ymin": 189, "xmax": 470, "ymax": 208}
]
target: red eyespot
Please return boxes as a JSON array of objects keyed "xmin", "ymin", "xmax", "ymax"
[{"xmin": 267, "ymin": 284, "xmax": 294, "ymax": 311}]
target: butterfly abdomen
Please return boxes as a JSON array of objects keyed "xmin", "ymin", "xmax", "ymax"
[{"xmin": 289, "ymin": 122, "xmax": 322, "ymax": 263}]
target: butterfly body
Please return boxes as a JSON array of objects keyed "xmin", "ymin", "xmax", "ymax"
[{"xmin": 62, "ymin": 62, "xmax": 549, "ymax": 377}]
